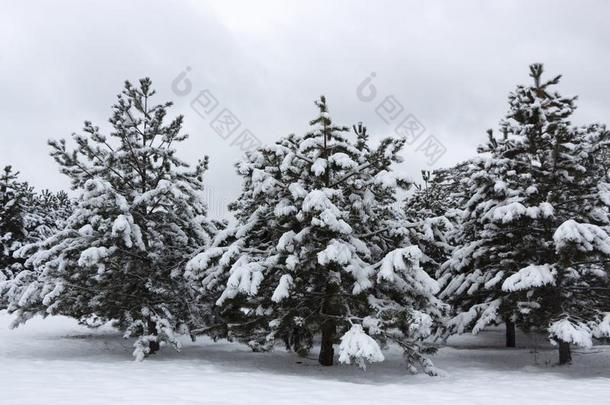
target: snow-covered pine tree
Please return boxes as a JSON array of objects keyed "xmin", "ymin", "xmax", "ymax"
[
  {"xmin": 0, "ymin": 169, "xmax": 74, "ymax": 309},
  {"xmin": 404, "ymin": 164, "xmax": 470, "ymax": 280},
  {"xmin": 500, "ymin": 119, "xmax": 610, "ymax": 364},
  {"xmin": 25, "ymin": 189, "xmax": 73, "ymax": 241},
  {"xmin": 14, "ymin": 185, "xmax": 74, "ymax": 246},
  {"xmin": 6, "ymin": 78, "xmax": 216, "ymax": 360},
  {"xmin": 0, "ymin": 166, "xmax": 27, "ymax": 306},
  {"xmin": 440, "ymin": 64, "xmax": 610, "ymax": 363},
  {"xmin": 186, "ymin": 97, "xmax": 444, "ymax": 374}
]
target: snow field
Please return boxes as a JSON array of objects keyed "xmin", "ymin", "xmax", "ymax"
[{"xmin": 2, "ymin": 311, "xmax": 609, "ymax": 405}]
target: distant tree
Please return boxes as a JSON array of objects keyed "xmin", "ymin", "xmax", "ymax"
[
  {"xmin": 1, "ymin": 167, "xmax": 74, "ymax": 309},
  {"xmin": 0, "ymin": 166, "xmax": 27, "ymax": 304},
  {"xmin": 7, "ymin": 78, "xmax": 217, "ymax": 360},
  {"xmin": 186, "ymin": 97, "xmax": 444, "ymax": 374},
  {"xmin": 404, "ymin": 165, "xmax": 470, "ymax": 280},
  {"xmin": 20, "ymin": 186, "xmax": 74, "ymax": 242}
]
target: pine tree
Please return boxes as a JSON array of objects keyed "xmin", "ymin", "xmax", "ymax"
[
  {"xmin": 20, "ymin": 186, "xmax": 74, "ymax": 243},
  {"xmin": 0, "ymin": 166, "xmax": 27, "ymax": 306},
  {"xmin": 501, "ymin": 123, "xmax": 610, "ymax": 364},
  {"xmin": 6, "ymin": 78, "xmax": 216, "ymax": 360},
  {"xmin": 404, "ymin": 165, "xmax": 469, "ymax": 280},
  {"xmin": 1, "ymin": 168, "xmax": 74, "ymax": 309},
  {"xmin": 440, "ymin": 64, "xmax": 610, "ymax": 363},
  {"xmin": 186, "ymin": 97, "xmax": 444, "ymax": 374}
]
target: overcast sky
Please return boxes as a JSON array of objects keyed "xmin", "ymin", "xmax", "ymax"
[{"xmin": 1, "ymin": 0, "xmax": 609, "ymax": 216}]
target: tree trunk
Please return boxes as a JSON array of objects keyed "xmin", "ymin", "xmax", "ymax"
[
  {"xmin": 505, "ymin": 319, "xmax": 516, "ymax": 348},
  {"xmin": 318, "ymin": 276, "xmax": 341, "ymax": 366},
  {"xmin": 147, "ymin": 319, "xmax": 160, "ymax": 354},
  {"xmin": 558, "ymin": 341, "xmax": 571, "ymax": 365},
  {"xmin": 318, "ymin": 321, "xmax": 336, "ymax": 366}
]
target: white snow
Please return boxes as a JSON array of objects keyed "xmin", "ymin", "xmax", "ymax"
[
  {"xmin": 312, "ymin": 209, "xmax": 353, "ymax": 234},
  {"xmin": 598, "ymin": 182, "xmax": 610, "ymax": 206},
  {"xmin": 472, "ymin": 299, "xmax": 502, "ymax": 335},
  {"xmin": 329, "ymin": 153, "xmax": 357, "ymax": 169},
  {"xmin": 274, "ymin": 199, "xmax": 297, "ymax": 217},
  {"xmin": 372, "ymin": 170, "xmax": 397, "ymax": 189},
  {"xmin": 277, "ymin": 231, "xmax": 297, "ymax": 253},
  {"xmin": 2, "ymin": 312, "xmax": 610, "ymax": 404},
  {"xmin": 216, "ymin": 257, "xmax": 265, "ymax": 305},
  {"xmin": 317, "ymin": 240, "xmax": 353, "ymax": 266},
  {"xmin": 111, "ymin": 214, "xmax": 133, "ymax": 248},
  {"xmin": 271, "ymin": 274, "xmax": 293, "ymax": 303},
  {"xmin": 78, "ymin": 224, "xmax": 94, "ymax": 237},
  {"xmin": 288, "ymin": 182, "xmax": 308, "ymax": 199},
  {"xmin": 311, "ymin": 158, "xmax": 327, "ymax": 176},
  {"xmin": 593, "ymin": 313, "xmax": 610, "ymax": 338},
  {"xmin": 408, "ymin": 310, "xmax": 434, "ymax": 338},
  {"xmin": 446, "ymin": 300, "xmax": 501, "ymax": 335},
  {"xmin": 338, "ymin": 324, "xmax": 384, "ymax": 369},
  {"xmin": 377, "ymin": 247, "xmax": 439, "ymax": 295},
  {"xmin": 302, "ymin": 189, "xmax": 334, "ymax": 213},
  {"xmin": 548, "ymin": 318, "xmax": 593, "ymax": 348},
  {"xmin": 502, "ymin": 264, "xmax": 556, "ymax": 292},
  {"xmin": 489, "ymin": 202, "xmax": 526, "ymax": 223},
  {"xmin": 77, "ymin": 246, "xmax": 113, "ymax": 274},
  {"xmin": 493, "ymin": 180, "xmax": 507, "ymax": 193},
  {"xmin": 553, "ymin": 219, "xmax": 610, "ymax": 254}
]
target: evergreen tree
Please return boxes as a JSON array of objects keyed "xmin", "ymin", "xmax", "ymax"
[
  {"xmin": 440, "ymin": 64, "xmax": 610, "ymax": 363},
  {"xmin": 6, "ymin": 78, "xmax": 216, "ymax": 360},
  {"xmin": 186, "ymin": 97, "xmax": 444, "ymax": 374},
  {"xmin": 1, "ymin": 168, "xmax": 74, "ymax": 309},
  {"xmin": 20, "ymin": 186, "xmax": 74, "ymax": 243},
  {"xmin": 404, "ymin": 165, "xmax": 469, "ymax": 280},
  {"xmin": 0, "ymin": 166, "xmax": 27, "ymax": 304}
]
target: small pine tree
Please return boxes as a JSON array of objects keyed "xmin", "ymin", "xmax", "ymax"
[
  {"xmin": 0, "ymin": 166, "xmax": 27, "ymax": 305},
  {"xmin": 1, "ymin": 170, "xmax": 74, "ymax": 309},
  {"xmin": 7, "ymin": 78, "xmax": 217, "ymax": 360},
  {"xmin": 19, "ymin": 186, "xmax": 74, "ymax": 243},
  {"xmin": 404, "ymin": 165, "xmax": 469, "ymax": 280},
  {"xmin": 187, "ymin": 97, "xmax": 444, "ymax": 374}
]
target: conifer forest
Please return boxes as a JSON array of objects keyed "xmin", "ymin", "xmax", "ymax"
[{"xmin": 1, "ymin": 1, "xmax": 609, "ymax": 404}]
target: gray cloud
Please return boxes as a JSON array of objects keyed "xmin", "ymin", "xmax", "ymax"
[{"xmin": 1, "ymin": 0, "xmax": 609, "ymax": 211}]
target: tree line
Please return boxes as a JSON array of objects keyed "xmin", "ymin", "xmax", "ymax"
[{"xmin": 1, "ymin": 64, "xmax": 609, "ymax": 373}]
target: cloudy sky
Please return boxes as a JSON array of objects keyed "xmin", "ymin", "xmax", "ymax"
[{"xmin": 1, "ymin": 0, "xmax": 609, "ymax": 215}]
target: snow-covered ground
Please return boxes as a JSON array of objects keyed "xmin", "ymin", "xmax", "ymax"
[{"xmin": 1, "ymin": 311, "xmax": 609, "ymax": 405}]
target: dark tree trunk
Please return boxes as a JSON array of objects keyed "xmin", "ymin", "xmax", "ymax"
[
  {"xmin": 558, "ymin": 341, "xmax": 571, "ymax": 365},
  {"xmin": 505, "ymin": 319, "xmax": 516, "ymax": 348},
  {"xmin": 283, "ymin": 333, "xmax": 291, "ymax": 351},
  {"xmin": 318, "ymin": 321, "xmax": 336, "ymax": 366},
  {"xmin": 147, "ymin": 319, "xmax": 160, "ymax": 354},
  {"xmin": 318, "ymin": 276, "xmax": 341, "ymax": 366}
]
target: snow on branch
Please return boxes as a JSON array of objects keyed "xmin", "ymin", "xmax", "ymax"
[
  {"xmin": 502, "ymin": 264, "xmax": 556, "ymax": 292},
  {"xmin": 216, "ymin": 256, "xmax": 265, "ymax": 305},
  {"xmin": 593, "ymin": 313, "xmax": 610, "ymax": 338},
  {"xmin": 548, "ymin": 318, "xmax": 593, "ymax": 348},
  {"xmin": 553, "ymin": 219, "xmax": 610, "ymax": 255},
  {"xmin": 318, "ymin": 239, "xmax": 353, "ymax": 266},
  {"xmin": 377, "ymin": 246, "xmax": 439, "ymax": 295},
  {"xmin": 446, "ymin": 299, "xmax": 502, "ymax": 335},
  {"xmin": 598, "ymin": 182, "xmax": 610, "ymax": 206},
  {"xmin": 484, "ymin": 201, "xmax": 554, "ymax": 224},
  {"xmin": 372, "ymin": 170, "xmax": 397, "ymax": 189},
  {"xmin": 338, "ymin": 324, "xmax": 384, "ymax": 369},
  {"xmin": 78, "ymin": 246, "xmax": 115, "ymax": 275},
  {"xmin": 271, "ymin": 274, "xmax": 293, "ymax": 303}
]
